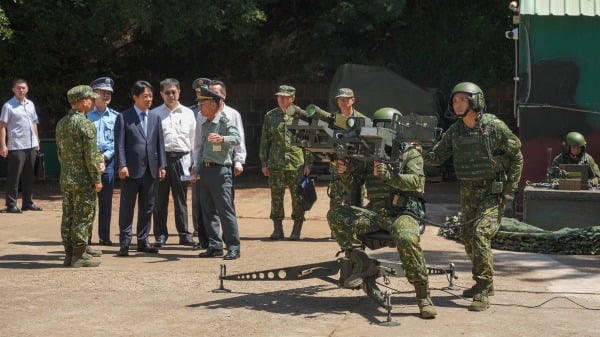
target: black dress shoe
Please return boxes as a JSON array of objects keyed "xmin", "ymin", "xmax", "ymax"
[
  {"xmin": 153, "ymin": 237, "xmax": 166, "ymax": 247},
  {"xmin": 116, "ymin": 246, "xmax": 129, "ymax": 257},
  {"xmin": 99, "ymin": 239, "xmax": 113, "ymax": 246},
  {"xmin": 223, "ymin": 250, "xmax": 240, "ymax": 260},
  {"xmin": 198, "ymin": 247, "xmax": 224, "ymax": 258},
  {"xmin": 22, "ymin": 204, "xmax": 42, "ymax": 211},
  {"xmin": 6, "ymin": 206, "xmax": 22, "ymax": 214},
  {"xmin": 137, "ymin": 243, "xmax": 159, "ymax": 254}
]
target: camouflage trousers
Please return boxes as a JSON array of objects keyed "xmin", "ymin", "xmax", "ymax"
[
  {"xmin": 268, "ymin": 169, "xmax": 305, "ymax": 221},
  {"xmin": 328, "ymin": 176, "xmax": 364, "ymax": 209},
  {"xmin": 459, "ymin": 182, "xmax": 503, "ymax": 283},
  {"xmin": 327, "ymin": 205, "xmax": 429, "ymax": 284},
  {"xmin": 61, "ymin": 186, "xmax": 97, "ymax": 249}
]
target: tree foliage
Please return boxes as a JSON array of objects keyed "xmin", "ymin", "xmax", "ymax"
[{"xmin": 0, "ymin": 0, "xmax": 514, "ymax": 135}]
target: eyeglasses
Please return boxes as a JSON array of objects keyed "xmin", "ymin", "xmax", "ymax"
[{"xmin": 163, "ymin": 90, "xmax": 178, "ymax": 96}]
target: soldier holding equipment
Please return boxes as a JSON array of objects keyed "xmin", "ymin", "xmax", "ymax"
[{"xmin": 424, "ymin": 82, "xmax": 523, "ymax": 311}]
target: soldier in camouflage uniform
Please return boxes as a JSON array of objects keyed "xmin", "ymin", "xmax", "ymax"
[
  {"xmin": 548, "ymin": 131, "xmax": 600, "ymax": 182},
  {"xmin": 328, "ymin": 88, "xmax": 370, "ymax": 210},
  {"xmin": 56, "ymin": 85, "xmax": 104, "ymax": 268},
  {"xmin": 259, "ymin": 85, "xmax": 312, "ymax": 240},
  {"xmin": 327, "ymin": 107, "xmax": 437, "ymax": 319},
  {"xmin": 424, "ymin": 82, "xmax": 523, "ymax": 311}
]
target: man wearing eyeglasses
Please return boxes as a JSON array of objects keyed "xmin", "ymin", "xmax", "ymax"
[{"xmin": 151, "ymin": 78, "xmax": 197, "ymax": 247}]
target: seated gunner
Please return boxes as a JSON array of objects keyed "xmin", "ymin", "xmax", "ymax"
[
  {"xmin": 326, "ymin": 107, "xmax": 437, "ymax": 319},
  {"xmin": 547, "ymin": 131, "xmax": 600, "ymax": 185}
]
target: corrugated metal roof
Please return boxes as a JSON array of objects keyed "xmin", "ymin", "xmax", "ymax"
[{"xmin": 520, "ymin": 0, "xmax": 600, "ymax": 16}]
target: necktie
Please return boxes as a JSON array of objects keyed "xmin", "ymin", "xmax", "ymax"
[{"xmin": 141, "ymin": 112, "xmax": 147, "ymax": 136}]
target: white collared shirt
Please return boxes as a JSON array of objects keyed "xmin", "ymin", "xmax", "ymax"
[
  {"xmin": 152, "ymin": 102, "xmax": 196, "ymax": 153},
  {"xmin": 0, "ymin": 97, "xmax": 39, "ymax": 150}
]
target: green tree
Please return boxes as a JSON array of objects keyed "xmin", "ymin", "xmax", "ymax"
[
  {"xmin": 0, "ymin": 0, "xmax": 266, "ymax": 135},
  {"xmin": 0, "ymin": 0, "xmax": 513, "ymax": 137}
]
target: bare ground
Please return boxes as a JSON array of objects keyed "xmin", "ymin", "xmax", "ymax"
[{"xmin": 0, "ymin": 175, "xmax": 599, "ymax": 337}]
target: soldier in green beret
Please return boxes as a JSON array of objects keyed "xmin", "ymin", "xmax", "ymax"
[
  {"xmin": 56, "ymin": 85, "xmax": 104, "ymax": 267},
  {"xmin": 259, "ymin": 85, "xmax": 312, "ymax": 240},
  {"xmin": 424, "ymin": 82, "xmax": 523, "ymax": 311}
]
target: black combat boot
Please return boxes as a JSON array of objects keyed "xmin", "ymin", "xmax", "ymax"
[
  {"xmin": 289, "ymin": 220, "xmax": 303, "ymax": 240},
  {"xmin": 63, "ymin": 246, "xmax": 73, "ymax": 267},
  {"xmin": 270, "ymin": 220, "xmax": 284, "ymax": 240}
]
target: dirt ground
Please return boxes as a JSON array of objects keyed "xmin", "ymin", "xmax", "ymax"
[{"xmin": 0, "ymin": 175, "xmax": 599, "ymax": 337}]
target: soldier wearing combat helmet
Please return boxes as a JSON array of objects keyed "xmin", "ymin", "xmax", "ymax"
[
  {"xmin": 548, "ymin": 131, "xmax": 600, "ymax": 182},
  {"xmin": 328, "ymin": 106, "xmax": 438, "ymax": 319},
  {"xmin": 424, "ymin": 82, "xmax": 523, "ymax": 311}
]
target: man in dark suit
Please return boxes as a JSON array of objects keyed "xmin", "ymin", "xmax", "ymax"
[{"xmin": 114, "ymin": 80, "xmax": 167, "ymax": 256}]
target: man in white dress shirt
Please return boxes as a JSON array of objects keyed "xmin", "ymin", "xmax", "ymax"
[{"xmin": 152, "ymin": 78, "xmax": 197, "ymax": 247}]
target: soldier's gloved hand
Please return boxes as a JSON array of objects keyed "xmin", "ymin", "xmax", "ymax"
[{"xmin": 374, "ymin": 161, "xmax": 391, "ymax": 180}]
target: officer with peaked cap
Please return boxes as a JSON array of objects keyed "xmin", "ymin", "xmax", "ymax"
[
  {"xmin": 194, "ymin": 86, "xmax": 242, "ymax": 260},
  {"xmin": 189, "ymin": 77, "xmax": 212, "ymax": 248},
  {"xmin": 87, "ymin": 76, "xmax": 120, "ymax": 247}
]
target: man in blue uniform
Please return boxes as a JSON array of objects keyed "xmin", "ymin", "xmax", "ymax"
[{"xmin": 88, "ymin": 76, "xmax": 119, "ymax": 246}]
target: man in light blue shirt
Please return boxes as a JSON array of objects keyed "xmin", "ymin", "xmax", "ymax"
[{"xmin": 87, "ymin": 77, "xmax": 119, "ymax": 246}]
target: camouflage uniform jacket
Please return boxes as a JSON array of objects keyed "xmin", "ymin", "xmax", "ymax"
[
  {"xmin": 551, "ymin": 152, "xmax": 600, "ymax": 179},
  {"xmin": 331, "ymin": 108, "xmax": 370, "ymax": 130},
  {"xmin": 259, "ymin": 107, "xmax": 312, "ymax": 170},
  {"xmin": 425, "ymin": 113, "xmax": 523, "ymax": 195},
  {"xmin": 340, "ymin": 145, "xmax": 425, "ymax": 217},
  {"xmin": 56, "ymin": 109, "xmax": 102, "ymax": 189}
]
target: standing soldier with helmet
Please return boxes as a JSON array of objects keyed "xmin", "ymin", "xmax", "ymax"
[
  {"xmin": 424, "ymin": 82, "xmax": 523, "ymax": 311},
  {"xmin": 56, "ymin": 85, "xmax": 104, "ymax": 268},
  {"xmin": 548, "ymin": 131, "xmax": 600, "ymax": 182},
  {"xmin": 328, "ymin": 107, "xmax": 438, "ymax": 319}
]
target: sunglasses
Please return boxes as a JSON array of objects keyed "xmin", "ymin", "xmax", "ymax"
[{"xmin": 163, "ymin": 90, "xmax": 178, "ymax": 96}]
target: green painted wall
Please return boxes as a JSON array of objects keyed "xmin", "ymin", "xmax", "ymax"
[{"xmin": 518, "ymin": 15, "xmax": 600, "ymax": 110}]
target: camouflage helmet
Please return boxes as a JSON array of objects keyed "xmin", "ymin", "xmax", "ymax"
[
  {"xmin": 449, "ymin": 82, "xmax": 486, "ymax": 113},
  {"xmin": 372, "ymin": 107, "xmax": 402, "ymax": 128},
  {"xmin": 564, "ymin": 131, "xmax": 587, "ymax": 152}
]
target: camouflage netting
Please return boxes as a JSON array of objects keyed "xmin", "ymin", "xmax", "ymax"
[{"xmin": 438, "ymin": 215, "xmax": 600, "ymax": 255}]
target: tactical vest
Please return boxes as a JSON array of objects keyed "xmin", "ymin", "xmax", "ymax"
[
  {"xmin": 363, "ymin": 146, "xmax": 425, "ymax": 219},
  {"xmin": 452, "ymin": 114, "xmax": 502, "ymax": 180}
]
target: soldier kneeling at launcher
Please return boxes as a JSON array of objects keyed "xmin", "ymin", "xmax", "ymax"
[{"xmin": 327, "ymin": 107, "xmax": 437, "ymax": 319}]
